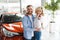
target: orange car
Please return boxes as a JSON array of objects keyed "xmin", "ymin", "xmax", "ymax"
[
  {"xmin": 3, "ymin": 13, "xmax": 23, "ymax": 31},
  {"xmin": 3, "ymin": 22, "xmax": 23, "ymax": 33},
  {"xmin": 2, "ymin": 13, "xmax": 23, "ymax": 32},
  {"xmin": 0, "ymin": 13, "xmax": 24, "ymax": 40}
]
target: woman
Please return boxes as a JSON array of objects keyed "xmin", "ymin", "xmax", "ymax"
[{"xmin": 34, "ymin": 7, "xmax": 44, "ymax": 40}]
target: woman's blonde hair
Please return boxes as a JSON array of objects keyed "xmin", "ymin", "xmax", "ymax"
[{"xmin": 35, "ymin": 7, "xmax": 44, "ymax": 16}]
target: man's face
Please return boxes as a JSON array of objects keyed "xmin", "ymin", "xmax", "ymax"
[{"xmin": 27, "ymin": 6, "xmax": 33, "ymax": 14}]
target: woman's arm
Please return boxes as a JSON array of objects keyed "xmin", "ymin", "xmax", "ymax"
[{"xmin": 41, "ymin": 23, "xmax": 44, "ymax": 29}]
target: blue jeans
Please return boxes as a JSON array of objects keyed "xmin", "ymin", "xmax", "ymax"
[{"xmin": 34, "ymin": 31, "xmax": 41, "ymax": 40}]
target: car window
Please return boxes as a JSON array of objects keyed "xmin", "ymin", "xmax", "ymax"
[{"xmin": 1, "ymin": 14, "xmax": 22, "ymax": 23}]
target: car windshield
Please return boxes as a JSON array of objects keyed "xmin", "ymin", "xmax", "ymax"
[{"xmin": 0, "ymin": 14, "xmax": 22, "ymax": 23}]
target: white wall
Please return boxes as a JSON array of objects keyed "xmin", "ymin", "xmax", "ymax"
[{"xmin": 22, "ymin": 0, "xmax": 41, "ymax": 9}]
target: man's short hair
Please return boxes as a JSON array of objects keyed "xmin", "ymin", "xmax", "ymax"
[{"xmin": 26, "ymin": 5, "xmax": 32, "ymax": 8}]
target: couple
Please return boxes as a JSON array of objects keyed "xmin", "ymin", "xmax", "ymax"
[{"xmin": 22, "ymin": 5, "xmax": 44, "ymax": 40}]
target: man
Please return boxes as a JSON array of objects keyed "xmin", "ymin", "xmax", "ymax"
[{"xmin": 22, "ymin": 5, "xmax": 34, "ymax": 40}]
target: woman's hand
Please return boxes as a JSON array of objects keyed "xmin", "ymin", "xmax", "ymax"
[
  {"xmin": 38, "ymin": 14, "xmax": 41, "ymax": 17},
  {"xmin": 35, "ymin": 27, "xmax": 40, "ymax": 31}
]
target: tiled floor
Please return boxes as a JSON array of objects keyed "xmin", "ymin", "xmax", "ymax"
[{"xmin": 41, "ymin": 30, "xmax": 59, "ymax": 40}]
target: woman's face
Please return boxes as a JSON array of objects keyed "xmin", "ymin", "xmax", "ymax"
[{"xmin": 36, "ymin": 9, "xmax": 42, "ymax": 16}]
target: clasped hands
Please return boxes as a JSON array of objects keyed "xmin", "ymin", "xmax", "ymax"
[
  {"xmin": 35, "ymin": 27, "xmax": 44, "ymax": 31},
  {"xmin": 35, "ymin": 27, "xmax": 41, "ymax": 31}
]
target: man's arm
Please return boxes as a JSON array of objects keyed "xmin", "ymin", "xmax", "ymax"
[{"xmin": 22, "ymin": 16, "xmax": 34, "ymax": 31}]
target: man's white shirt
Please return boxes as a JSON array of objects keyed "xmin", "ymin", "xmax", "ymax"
[{"xmin": 28, "ymin": 15, "xmax": 34, "ymax": 36}]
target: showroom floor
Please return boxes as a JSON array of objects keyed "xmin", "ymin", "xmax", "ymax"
[{"xmin": 41, "ymin": 13, "xmax": 60, "ymax": 40}]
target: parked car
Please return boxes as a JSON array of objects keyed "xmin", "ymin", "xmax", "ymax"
[{"xmin": 0, "ymin": 12, "xmax": 24, "ymax": 40}]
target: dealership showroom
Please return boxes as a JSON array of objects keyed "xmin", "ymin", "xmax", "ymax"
[{"xmin": 0, "ymin": 0, "xmax": 60, "ymax": 40}]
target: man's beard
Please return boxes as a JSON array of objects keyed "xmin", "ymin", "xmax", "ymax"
[{"xmin": 28, "ymin": 12, "xmax": 33, "ymax": 14}]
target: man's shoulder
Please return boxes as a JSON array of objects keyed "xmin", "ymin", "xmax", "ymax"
[
  {"xmin": 23, "ymin": 15, "xmax": 28, "ymax": 19},
  {"xmin": 32, "ymin": 15, "xmax": 36, "ymax": 19}
]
